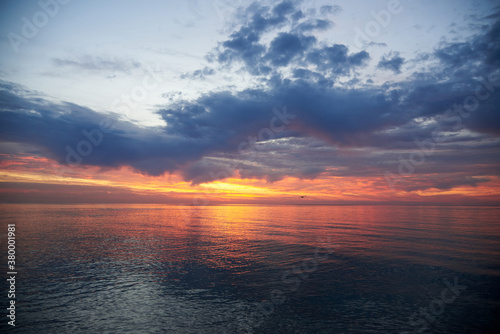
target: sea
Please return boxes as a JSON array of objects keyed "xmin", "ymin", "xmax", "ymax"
[{"xmin": 0, "ymin": 204, "xmax": 499, "ymax": 333}]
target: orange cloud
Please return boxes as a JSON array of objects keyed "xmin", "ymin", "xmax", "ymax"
[{"xmin": 1, "ymin": 154, "xmax": 499, "ymax": 205}]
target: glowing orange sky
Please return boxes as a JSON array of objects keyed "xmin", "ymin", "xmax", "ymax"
[{"xmin": 1, "ymin": 154, "xmax": 499, "ymax": 205}]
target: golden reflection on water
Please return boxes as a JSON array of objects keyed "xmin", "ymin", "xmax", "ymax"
[
  {"xmin": 2, "ymin": 204, "xmax": 500, "ymax": 276},
  {"xmin": 2, "ymin": 204, "xmax": 500, "ymax": 333}
]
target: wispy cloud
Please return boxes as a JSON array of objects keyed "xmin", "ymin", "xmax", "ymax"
[{"xmin": 52, "ymin": 55, "xmax": 141, "ymax": 75}]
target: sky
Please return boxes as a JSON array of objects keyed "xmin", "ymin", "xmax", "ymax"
[{"xmin": 1, "ymin": 0, "xmax": 500, "ymax": 205}]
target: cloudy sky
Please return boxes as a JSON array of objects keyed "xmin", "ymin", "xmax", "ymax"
[{"xmin": 1, "ymin": 0, "xmax": 500, "ymax": 204}]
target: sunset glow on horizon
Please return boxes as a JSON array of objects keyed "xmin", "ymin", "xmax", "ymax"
[{"xmin": 1, "ymin": 152, "xmax": 499, "ymax": 205}]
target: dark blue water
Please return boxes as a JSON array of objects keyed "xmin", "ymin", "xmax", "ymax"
[{"xmin": 1, "ymin": 204, "xmax": 499, "ymax": 333}]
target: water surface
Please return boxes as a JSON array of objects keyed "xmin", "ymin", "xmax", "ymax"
[{"xmin": 1, "ymin": 204, "xmax": 499, "ymax": 333}]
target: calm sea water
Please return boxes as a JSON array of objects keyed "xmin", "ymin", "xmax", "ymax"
[{"xmin": 1, "ymin": 204, "xmax": 499, "ymax": 333}]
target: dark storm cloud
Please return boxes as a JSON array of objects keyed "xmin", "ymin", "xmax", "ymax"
[
  {"xmin": 265, "ymin": 33, "xmax": 317, "ymax": 66},
  {"xmin": 2, "ymin": 54, "xmax": 499, "ymax": 184},
  {"xmin": 305, "ymin": 44, "xmax": 370, "ymax": 76},
  {"xmin": 434, "ymin": 19, "xmax": 500, "ymax": 75},
  {"xmin": 0, "ymin": 84, "xmax": 207, "ymax": 176},
  {"xmin": 0, "ymin": 76, "xmax": 394, "ymax": 181},
  {"xmin": 377, "ymin": 52, "xmax": 405, "ymax": 73},
  {"xmin": 212, "ymin": 1, "xmax": 297, "ymax": 71},
  {"xmin": 210, "ymin": 1, "xmax": 353, "ymax": 76}
]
